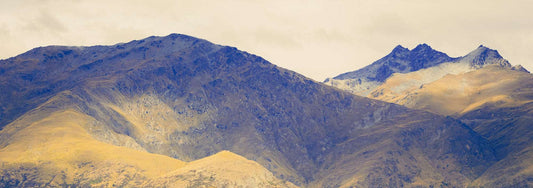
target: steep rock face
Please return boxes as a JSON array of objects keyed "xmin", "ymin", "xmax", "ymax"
[{"xmin": 0, "ymin": 34, "xmax": 497, "ymax": 187}]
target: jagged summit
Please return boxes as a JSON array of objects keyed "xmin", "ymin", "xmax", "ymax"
[
  {"xmin": 390, "ymin": 45, "xmax": 409, "ymax": 54},
  {"xmin": 333, "ymin": 43, "xmax": 453, "ymax": 81},
  {"xmin": 412, "ymin": 43, "xmax": 432, "ymax": 52},
  {"xmin": 389, "ymin": 43, "xmax": 434, "ymax": 56},
  {"xmin": 326, "ymin": 44, "xmax": 454, "ymax": 96},
  {"xmin": 325, "ymin": 43, "xmax": 524, "ymax": 96}
]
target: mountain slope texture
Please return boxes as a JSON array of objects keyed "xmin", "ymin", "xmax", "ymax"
[
  {"xmin": 329, "ymin": 43, "xmax": 533, "ymax": 187},
  {"xmin": 0, "ymin": 34, "xmax": 520, "ymax": 187}
]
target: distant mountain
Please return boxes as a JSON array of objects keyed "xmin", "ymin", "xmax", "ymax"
[
  {"xmin": 335, "ymin": 43, "xmax": 533, "ymax": 187},
  {"xmin": 0, "ymin": 34, "xmax": 497, "ymax": 187},
  {"xmin": 324, "ymin": 44, "xmax": 518, "ymax": 96},
  {"xmin": 324, "ymin": 44, "xmax": 456, "ymax": 96}
]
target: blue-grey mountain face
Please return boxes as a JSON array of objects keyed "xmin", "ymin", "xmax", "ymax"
[
  {"xmin": 0, "ymin": 34, "xmax": 219, "ymax": 128},
  {"xmin": 0, "ymin": 34, "xmax": 500, "ymax": 187},
  {"xmin": 333, "ymin": 44, "xmax": 455, "ymax": 82}
]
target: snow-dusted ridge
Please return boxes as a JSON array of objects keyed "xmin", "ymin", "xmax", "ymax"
[{"xmin": 325, "ymin": 44, "xmax": 527, "ymax": 96}]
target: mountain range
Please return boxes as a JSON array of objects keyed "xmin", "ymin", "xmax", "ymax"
[
  {"xmin": 324, "ymin": 44, "xmax": 526, "ymax": 96},
  {"xmin": 0, "ymin": 34, "xmax": 531, "ymax": 187},
  {"xmin": 327, "ymin": 43, "xmax": 533, "ymax": 187}
]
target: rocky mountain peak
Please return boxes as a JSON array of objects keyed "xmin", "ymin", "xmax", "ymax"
[
  {"xmin": 389, "ymin": 43, "xmax": 435, "ymax": 56},
  {"xmin": 390, "ymin": 45, "xmax": 409, "ymax": 55},
  {"xmin": 411, "ymin": 43, "xmax": 433, "ymax": 52},
  {"xmin": 407, "ymin": 44, "xmax": 454, "ymax": 71},
  {"xmin": 388, "ymin": 43, "xmax": 439, "ymax": 59},
  {"xmin": 460, "ymin": 45, "xmax": 511, "ymax": 68},
  {"xmin": 331, "ymin": 44, "xmax": 453, "ymax": 82},
  {"xmin": 324, "ymin": 43, "xmax": 526, "ymax": 96}
]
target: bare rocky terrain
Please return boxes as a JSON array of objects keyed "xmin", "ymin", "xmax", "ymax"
[{"xmin": 0, "ymin": 34, "xmax": 527, "ymax": 187}]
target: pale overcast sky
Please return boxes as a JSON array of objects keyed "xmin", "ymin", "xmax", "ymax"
[{"xmin": 1, "ymin": 0, "xmax": 532, "ymax": 81}]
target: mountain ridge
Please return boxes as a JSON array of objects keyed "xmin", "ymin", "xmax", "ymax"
[
  {"xmin": 331, "ymin": 43, "xmax": 456, "ymax": 82},
  {"xmin": 0, "ymin": 34, "xmax": 514, "ymax": 187},
  {"xmin": 324, "ymin": 43, "xmax": 524, "ymax": 96}
]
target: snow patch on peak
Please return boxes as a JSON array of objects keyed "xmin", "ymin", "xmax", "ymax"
[{"xmin": 460, "ymin": 45, "xmax": 510, "ymax": 69}]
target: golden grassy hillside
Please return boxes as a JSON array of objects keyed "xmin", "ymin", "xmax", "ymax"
[
  {"xmin": 0, "ymin": 108, "xmax": 293, "ymax": 187},
  {"xmin": 0, "ymin": 109, "xmax": 186, "ymax": 186},
  {"xmin": 370, "ymin": 65, "xmax": 533, "ymax": 116}
]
